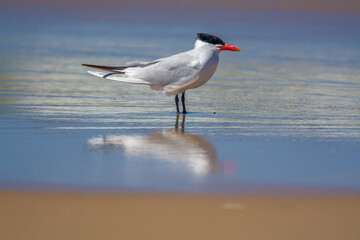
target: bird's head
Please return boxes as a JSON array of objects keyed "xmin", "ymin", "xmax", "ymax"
[{"xmin": 195, "ymin": 33, "xmax": 242, "ymax": 52}]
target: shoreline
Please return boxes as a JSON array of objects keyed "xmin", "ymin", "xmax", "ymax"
[{"xmin": 1, "ymin": 190, "xmax": 360, "ymax": 240}]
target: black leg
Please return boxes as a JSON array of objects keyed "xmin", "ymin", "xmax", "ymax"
[
  {"xmin": 175, "ymin": 94, "xmax": 180, "ymax": 113},
  {"xmin": 181, "ymin": 92, "xmax": 187, "ymax": 114}
]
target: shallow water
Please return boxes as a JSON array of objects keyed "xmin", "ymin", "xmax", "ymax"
[{"xmin": 1, "ymin": 6, "xmax": 360, "ymax": 193}]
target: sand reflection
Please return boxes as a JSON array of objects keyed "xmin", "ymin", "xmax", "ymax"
[{"xmin": 88, "ymin": 114, "xmax": 219, "ymax": 176}]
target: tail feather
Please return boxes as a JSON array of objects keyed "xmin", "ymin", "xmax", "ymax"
[
  {"xmin": 87, "ymin": 71, "xmax": 150, "ymax": 85},
  {"xmin": 82, "ymin": 59, "xmax": 161, "ymax": 72},
  {"xmin": 82, "ymin": 64, "xmax": 127, "ymax": 72}
]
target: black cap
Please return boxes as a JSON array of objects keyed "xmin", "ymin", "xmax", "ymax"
[{"xmin": 197, "ymin": 33, "xmax": 225, "ymax": 46}]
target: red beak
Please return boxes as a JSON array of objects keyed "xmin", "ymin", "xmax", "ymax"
[{"xmin": 219, "ymin": 43, "xmax": 242, "ymax": 51}]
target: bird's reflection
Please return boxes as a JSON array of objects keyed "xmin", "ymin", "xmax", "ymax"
[{"xmin": 88, "ymin": 114, "xmax": 219, "ymax": 176}]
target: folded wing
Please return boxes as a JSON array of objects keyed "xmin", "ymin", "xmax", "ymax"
[
  {"xmin": 86, "ymin": 71, "xmax": 151, "ymax": 84},
  {"xmin": 82, "ymin": 60, "xmax": 162, "ymax": 84},
  {"xmin": 82, "ymin": 59, "xmax": 162, "ymax": 72}
]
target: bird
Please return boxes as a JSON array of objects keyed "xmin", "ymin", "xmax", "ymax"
[{"xmin": 82, "ymin": 33, "xmax": 241, "ymax": 114}]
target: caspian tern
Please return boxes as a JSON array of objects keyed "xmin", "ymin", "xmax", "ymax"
[{"xmin": 82, "ymin": 33, "xmax": 241, "ymax": 113}]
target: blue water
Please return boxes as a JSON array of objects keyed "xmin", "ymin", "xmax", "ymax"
[{"xmin": 1, "ymin": 5, "xmax": 360, "ymax": 193}]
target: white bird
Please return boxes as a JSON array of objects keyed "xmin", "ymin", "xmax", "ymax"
[{"xmin": 82, "ymin": 33, "xmax": 241, "ymax": 113}]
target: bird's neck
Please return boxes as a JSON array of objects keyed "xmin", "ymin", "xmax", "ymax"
[
  {"xmin": 197, "ymin": 48, "xmax": 219, "ymax": 68},
  {"xmin": 194, "ymin": 40, "xmax": 220, "ymax": 67}
]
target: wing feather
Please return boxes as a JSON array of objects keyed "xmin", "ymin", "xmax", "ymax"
[
  {"xmin": 87, "ymin": 71, "xmax": 150, "ymax": 85},
  {"xmin": 127, "ymin": 50, "xmax": 201, "ymax": 89},
  {"xmin": 82, "ymin": 59, "xmax": 162, "ymax": 72}
]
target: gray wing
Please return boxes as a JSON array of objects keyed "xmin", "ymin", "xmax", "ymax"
[
  {"xmin": 82, "ymin": 59, "xmax": 162, "ymax": 72},
  {"xmin": 126, "ymin": 50, "xmax": 201, "ymax": 88}
]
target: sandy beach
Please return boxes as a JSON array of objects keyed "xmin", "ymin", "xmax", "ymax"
[{"xmin": 1, "ymin": 190, "xmax": 360, "ymax": 240}]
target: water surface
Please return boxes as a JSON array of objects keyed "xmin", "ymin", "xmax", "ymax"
[{"xmin": 1, "ymin": 6, "xmax": 360, "ymax": 193}]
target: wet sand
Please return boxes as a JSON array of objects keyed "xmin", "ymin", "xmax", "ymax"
[{"xmin": 1, "ymin": 191, "xmax": 360, "ymax": 240}]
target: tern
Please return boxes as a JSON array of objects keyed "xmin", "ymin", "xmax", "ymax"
[{"xmin": 82, "ymin": 33, "xmax": 241, "ymax": 113}]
